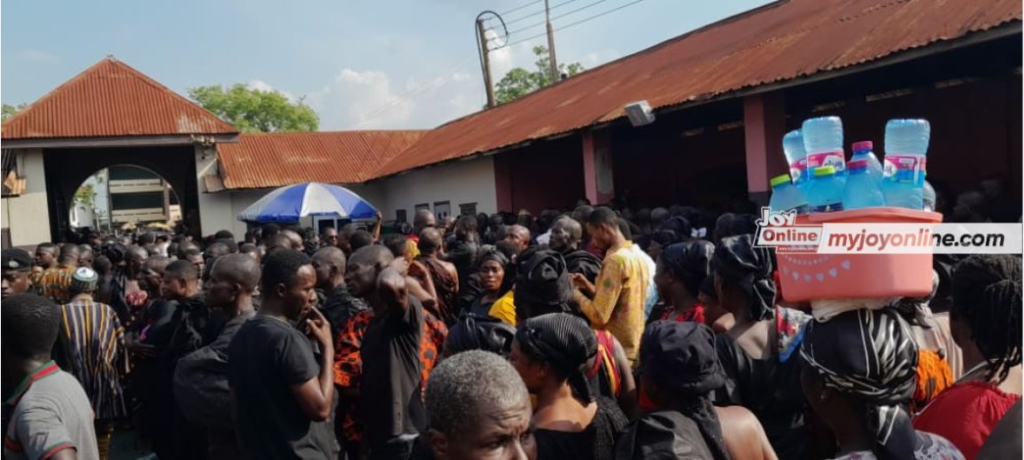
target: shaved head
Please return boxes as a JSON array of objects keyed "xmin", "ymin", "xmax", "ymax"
[
  {"xmin": 210, "ymin": 254, "xmax": 261, "ymax": 293},
  {"xmin": 313, "ymin": 246, "xmax": 346, "ymax": 268},
  {"xmin": 418, "ymin": 227, "xmax": 444, "ymax": 255},
  {"xmin": 350, "ymin": 244, "xmax": 394, "ymax": 267},
  {"xmin": 414, "ymin": 209, "xmax": 436, "ymax": 231},
  {"xmin": 58, "ymin": 244, "xmax": 81, "ymax": 265},
  {"xmin": 281, "ymin": 229, "xmax": 303, "ymax": 250}
]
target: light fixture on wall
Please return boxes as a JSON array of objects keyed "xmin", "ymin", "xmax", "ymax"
[
  {"xmin": 191, "ymin": 134, "xmax": 217, "ymax": 160},
  {"xmin": 624, "ymin": 100, "xmax": 655, "ymax": 127}
]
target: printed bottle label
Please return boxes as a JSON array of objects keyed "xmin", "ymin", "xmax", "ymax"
[
  {"xmin": 806, "ymin": 149, "xmax": 847, "ymax": 172},
  {"xmin": 883, "ymin": 154, "xmax": 926, "ymax": 185}
]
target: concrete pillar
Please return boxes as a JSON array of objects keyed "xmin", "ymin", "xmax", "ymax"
[
  {"xmin": 582, "ymin": 129, "xmax": 614, "ymax": 205},
  {"xmin": 743, "ymin": 92, "xmax": 788, "ymax": 205},
  {"xmin": 5, "ymin": 149, "xmax": 52, "ymax": 247},
  {"xmin": 194, "ymin": 145, "xmax": 235, "ymax": 237}
]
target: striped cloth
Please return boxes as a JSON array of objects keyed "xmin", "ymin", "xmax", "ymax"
[
  {"xmin": 55, "ymin": 299, "xmax": 130, "ymax": 420},
  {"xmin": 39, "ymin": 265, "xmax": 75, "ymax": 304}
]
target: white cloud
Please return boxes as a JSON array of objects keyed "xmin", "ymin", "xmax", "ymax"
[
  {"xmin": 17, "ymin": 49, "xmax": 58, "ymax": 64},
  {"xmin": 307, "ymin": 67, "xmax": 485, "ymax": 130},
  {"xmin": 246, "ymin": 79, "xmax": 295, "ymax": 101}
]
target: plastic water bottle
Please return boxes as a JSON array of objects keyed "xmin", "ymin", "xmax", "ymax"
[
  {"xmin": 842, "ymin": 160, "xmax": 885, "ymax": 210},
  {"xmin": 850, "ymin": 141, "xmax": 884, "ymax": 185},
  {"xmin": 802, "ymin": 117, "xmax": 847, "ymax": 182},
  {"xmin": 769, "ymin": 174, "xmax": 810, "ymax": 214},
  {"xmin": 782, "ymin": 130, "xmax": 809, "ymax": 187},
  {"xmin": 882, "ymin": 119, "xmax": 930, "ymax": 209},
  {"xmin": 923, "ymin": 177, "xmax": 936, "ymax": 212},
  {"xmin": 806, "ymin": 166, "xmax": 845, "ymax": 212}
]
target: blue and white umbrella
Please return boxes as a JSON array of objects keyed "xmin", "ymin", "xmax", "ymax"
[{"xmin": 237, "ymin": 182, "xmax": 378, "ymax": 223}]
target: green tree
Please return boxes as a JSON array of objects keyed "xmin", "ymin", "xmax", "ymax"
[
  {"xmin": 2, "ymin": 103, "xmax": 27, "ymax": 122},
  {"xmin": 494, "ymin": 46, "xmax": 585, "ymax": 105},
  {"xmin": 188, "ymin": 84, "xmax": 319, "ymax": 133},
  {"xmin": 74, "ymin": 184, "xmax": 95, "ymax": 207}
]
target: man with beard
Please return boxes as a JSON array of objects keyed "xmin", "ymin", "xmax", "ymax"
[{"xmin": 549, "ymin": 216, "xmax": 602, "ymax": 284}]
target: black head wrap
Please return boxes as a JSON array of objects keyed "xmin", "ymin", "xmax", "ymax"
[
  {"xmin": 516, "ymin": 313, "xmax": 597, "ymax": 403},
  {"xmin": 445, "ymin": 313, "xmax": 517, "ymax": 358},
  {"xmin": 476, "ymin": 247, "xmax": 514, "ymax": 295},
  {"xmin": 711, "ymin": 234, "xmax": 776, "ymax": 321},
  {"xmin": 658, "ymin": 216, "xmax": 692, "ymax": 240},
  {"xmin": 640, "ymin": 321, "xmax": 730, "ymax": 460},
  {"xmin": 660, "ymin": 241, "xmax": 715, "ymax": 295},
  {"xmin": 514, "ymin": 248, "xmax": 572, "ymax": 316},
  {"xmin": 800, "ymin": 308, "xmax": 919, "ymax": 460}
]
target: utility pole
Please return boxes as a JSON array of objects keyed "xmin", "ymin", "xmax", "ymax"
[
  {"xmin": 544, "ymin": 0, "xmax": 559, "ymax": 83},
  {"xmin": 477, "ymin": 17, "xmax": 496, "ymax": 108}
]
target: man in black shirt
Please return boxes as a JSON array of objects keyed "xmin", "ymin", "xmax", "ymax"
[
  {"xmin": 346, "ymin": 245, "xmax": 427, "ymax": 460},
  {"xmin": 228, "ymin": 249, "xmax": 337, "ymax": 459}
]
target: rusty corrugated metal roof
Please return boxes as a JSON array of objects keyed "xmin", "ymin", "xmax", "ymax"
[
  {"xmin": 372, "ymin": 0, "xmax": 1021, "ymax": 178},
  {"xmin": 217, "ymin": 130, "xmax": 427, "ymax": 189},
  {"xmin": 2, "ymin": 56, "xmax": 237, "ymax": 140}
]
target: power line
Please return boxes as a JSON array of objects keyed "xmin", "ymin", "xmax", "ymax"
[
  {"xmin": 498, "ymin": 0, "xmax": 543, "ymax": 16},
  {"xmin": 501, "ymin": 0, "xmax": 647, "ymax": 49},
  {"xmin": 507, "ymin": 0, "xmax": 608, "ymax": 33},
  {"xmin": 503, "ymin": 0, "xmax": 578, "ymax": 26}
]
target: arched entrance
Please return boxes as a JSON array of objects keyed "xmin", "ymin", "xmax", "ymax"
[
  {"xmin": 43, "ymin": 145, "xmax": 198, "ymax": 242},
  {"xmin": 69, "ymin": 165, "xmax": 183, "ymax": 236}
]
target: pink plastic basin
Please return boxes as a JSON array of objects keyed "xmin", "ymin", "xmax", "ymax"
[{"xmin": 776, "ymin": 207, "xmax": 942, "ymax": 302}]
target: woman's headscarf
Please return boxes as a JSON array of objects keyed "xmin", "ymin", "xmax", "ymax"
[
  {"xmin": 476, "ymin": 247, "xmax": 514, "ymax": 295},
  {"xmin": 516, "ymin": 313, "xmax": 597, "ymax": 403},
  {"xmin": 660, "ymin": 241, "xmax": 715, "ymax": 295},
  {"xmin": 445, "ymin": 313, "xmax": 516, "ymax": 358},
  {"xmin": 800, "ymin": 308, "xmax": 919, "ymax": 460},
  {"xmin": 711, "ymin": 234, "xmax": 776, "ymax": 321},
  {"xmin": 640, "ymin": 321, "xmax": 730, "ymax": 460},
  {"xmin": 514, "ymin": 248, "xmax": 573, "ymax": 316}
]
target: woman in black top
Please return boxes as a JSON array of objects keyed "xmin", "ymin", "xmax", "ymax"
[
  {"xmin": 711, "ymin": 234, "xmax": 811, "ymax": 460},
  {"xmin": 467, "ymin": 248, "xmax": 514, "ymax": 320},
  {"xmin": 510, "ymin": 313, "xmax": 628, "ymax": 460}
]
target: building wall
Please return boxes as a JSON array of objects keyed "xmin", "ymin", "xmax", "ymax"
[
  {"xmin": 493, "ymin": 134, "xmax": 586, "ymax": 213},
  {"xmin": 373, "ymin": 156, "xmax": 498, "ymax": 222},
  {"xmin": 3, "ymin": 149, "xmax": 52, "ymax": 247}
]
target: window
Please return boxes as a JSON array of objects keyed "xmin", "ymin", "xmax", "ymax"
[
  {"xmin": 434, "ymin": 201, "xmax": 451, "ymax": 220},
  {"xmin": 396, "ymin": 209, "xmax": 407, "ymax": 223},
  {"xmin": 459, "ymin": 202, "xmax": 477, "ymax": 216}
]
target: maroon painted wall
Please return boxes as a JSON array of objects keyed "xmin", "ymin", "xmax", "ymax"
[
  {"xmin": 611, "ymin": 118, "xmax": 749, "ymax": 210},
  {"xmin": 797, "ymin": 75, "xmax": 1022, "ymax": 200},
  {"xmin": 496, "ymin": 134, "xmax": 586, "ymax": 213}
]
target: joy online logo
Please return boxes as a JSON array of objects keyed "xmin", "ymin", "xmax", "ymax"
[{"xmin": 754, "ymin": 207, "xmax": 822, "ymax": 252}]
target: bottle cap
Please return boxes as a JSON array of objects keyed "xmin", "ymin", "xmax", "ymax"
[
  {"xmin": 852, "ymin": 141, "xmax": 873, "ymax": 152},
  {"xmin": 847, "ymin": 159, "xmax": 869, "ymax": 170},
  {"xmin": 813, "ymin": 166, "xmax": 836, "ymax": 177},
  {"xmin": 769, "ymin": 174, "xmax": 792, "ymax": 188}
]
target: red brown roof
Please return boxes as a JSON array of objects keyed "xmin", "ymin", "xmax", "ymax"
[
  {"xmin": 372, "ymin": 0, "xmax": 1021, "ymax": 177},
  {"xmin": 2, "ymin": 56, "xmax": 237, "ymax": 140},
  {"xmin": 217, "ymin": 130, "xmax": 426, "ymax": 189}
]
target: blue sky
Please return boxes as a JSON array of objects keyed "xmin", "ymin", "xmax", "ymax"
[{"xmin": 2, "ymin": 0, "xmax": 771, "ymax": 130}]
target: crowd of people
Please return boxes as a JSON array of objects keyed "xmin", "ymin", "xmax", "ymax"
[{"xmin": 0, "ymin": 188, "xmax": 1020, "ymax": 460}]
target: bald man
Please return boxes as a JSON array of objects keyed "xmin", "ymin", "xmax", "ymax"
[
  {"xmin": 549, "ymin": 216, "xmax": 602, "ymax": 283},
  {"xmin": 312, "ymin": 247, "xmax": 367, "ymax": 339},
  {"xmin": 281, "ymin": 229, "xmax": 304, "ymax": 251},
  {"xmin": 416, "ymin": 228, "xmax": 459, "ymax": 326},
  {"xmin": 175, "ymin": 254, "xmax": 261, "ymax": 459},
  {"xmin": 504, "ymin": 224, "xmax": 531, "ymax": 254},
  {"xmin": 344, "ymin": 246, "xmax": 447, "ymax": 457}
]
